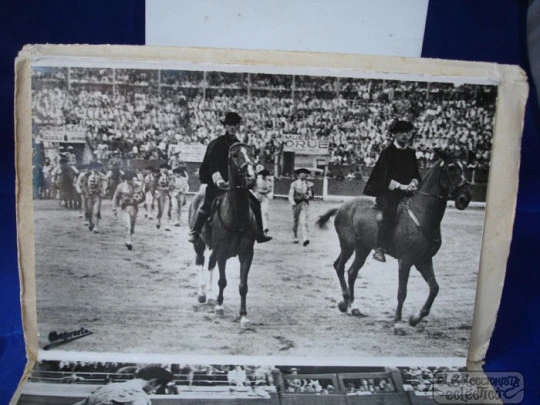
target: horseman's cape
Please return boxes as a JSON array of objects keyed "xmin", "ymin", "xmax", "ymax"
[
  {"xmin": 198, "ymin": 134, "xmax": 239, "ymax": 184},
  {"xmin": 364, "ymin": 143, "xmax": 421, "ymax": 197}
]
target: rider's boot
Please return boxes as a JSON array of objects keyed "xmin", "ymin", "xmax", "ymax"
[
  {"xmin": 373, "ymin": 220, "xmax": 388, "ymax": 263},
  {"xmin": 188, "ymin": 209, "xmax": 209, "ymax": 243}
]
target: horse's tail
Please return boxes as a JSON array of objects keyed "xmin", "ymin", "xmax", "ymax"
[{"xmin": 316, "ymin": 208, "xmax": 339, "ymax": 229}]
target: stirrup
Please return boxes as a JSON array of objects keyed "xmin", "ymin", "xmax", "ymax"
[{"xmin": 373, "ymin": 248, "xmax": 386, "ymax": 262}]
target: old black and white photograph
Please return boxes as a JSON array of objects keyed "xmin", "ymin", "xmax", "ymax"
[
  {"xmin": 28, "ymin": 57, "xmax": 497, "ymax": 358},
  {"xmin": 17, "ymin": 358, "xmax": 468, "ymax": 405}
]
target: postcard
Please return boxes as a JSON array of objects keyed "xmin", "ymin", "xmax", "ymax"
[{"xmin": 12, "ymin": 45, "xmax": 527, "ymax": 404}]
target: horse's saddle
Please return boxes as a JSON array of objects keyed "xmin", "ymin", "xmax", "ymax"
[
  {"xmin": 374, "ymin": 200, "xmax": 442, "ymax": 256},
  {"xmin": 200, "ymin": 194, "xmax": 224, "ymax": 243},
  {"xmin": 208, "ymin": 193, "xmax": 225, "ymax": 225},
  {"xmin": 207, "ymin": 192, "xmax": 253, "ymax": 233}
]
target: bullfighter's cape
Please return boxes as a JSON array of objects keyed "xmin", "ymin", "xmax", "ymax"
[{"xmin": 363, "ymin": 143, "xmax": 421, "ymax": 197}]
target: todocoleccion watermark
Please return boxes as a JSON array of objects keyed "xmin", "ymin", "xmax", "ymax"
[{"xmin": 433, "ymin": 371, "xmax": 524, "ymax": 404}]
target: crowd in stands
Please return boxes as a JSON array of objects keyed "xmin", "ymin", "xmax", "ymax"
[
  {"xmin": 33, "ymin": 361, "xmax": 274, "ymax": 389},
  {"xmin": 284, "ymin": 376, "xmax": 336, "ymax": 394},
  {"xmin": 32, "ymin": 360, "xmax": 475, "ymax": 399},
  {"xmin": 32, "ymin": 67, "xmax": 496, "ymax": 170},
  {"xmin": 343, "ymin": 377, "xmax": 396, "ymax": 395},
  {"xmin": 399, "ymin": 366, "xmax": 468, "ymax": 395}
]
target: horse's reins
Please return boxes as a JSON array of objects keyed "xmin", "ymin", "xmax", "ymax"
[
  {"xmin": 415, "ymin": 160, "xmax": 468, "ymax": 201},
  {"xmin": 215, "ymin": 145, "xmax": 255, "ymax": 232},
  {"xmin": 404, "ymin": 160, "xmax": 467, "ymax": 244}
]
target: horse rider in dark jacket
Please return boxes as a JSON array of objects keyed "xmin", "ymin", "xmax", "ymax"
[
  {"xmin": 363, "ymin": 119, "xmax": 421, "ymax": 263},
  {"xmin": 188, "ymin": 112, "xmax": 272, "ymax": 244}
]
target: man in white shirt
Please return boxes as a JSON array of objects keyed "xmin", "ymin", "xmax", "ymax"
[
  {"xmin": 170, "ymin": 166, "xmax": 190, "ymax": 226},
  {"xmin": 227, "ymin": 365, "xmax": 247, "ymax": 387},
  {"xmin": 288, "ymin": 168, "xmax": 314, "ymax": 246},
  {"xmin": 86, "ymin": 161, "xmax": 108, "ymax": 234}
]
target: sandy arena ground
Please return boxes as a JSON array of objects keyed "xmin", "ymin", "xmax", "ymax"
[{"xmin": 33, "ymin": 197, "xmax": 482, "ymax": 359}]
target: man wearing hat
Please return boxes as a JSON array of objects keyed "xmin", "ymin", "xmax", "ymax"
[
  {"xmin": 106, "ymin": 157, "xmax": 125, "ymax": 199},
  {"xmin": 86, "ymin": 161, "xmax": 108, "ymax": 233},
  {"xmin": 188, "ymin": 112, "xmax": 272, "ymax": 244},
  {"xmin": 50, "ymin": 154, "xmax": 79, "ymax": 202},
  {"xmin": 142, "ymin": 167, "xmax": 157, "ymax": 219},
  {"xmin": 363, "ymin": 119, "xmax": 422, "ymax": 262},
  {"xmin": 253, "ymin": 165, "xmax": 272, "ymax": 235},
  {"xmin": 112, "ymin": 171, "xmax": 145, "ymax": 250},
  {"xmin": 73, "ymin": 365, "xmax": 174, "ymax": 405},
  {"xmin": 67, "ymin": 145, "xmax": 77, "ymax": 166},
  {"xmin": 170, "ymin": 165, "xmax": 190, "ymax": 226},
  {"xmin": 54, "ymin": 146, "xmax": 67, "ymax": 166},
  {"xmin": 76, "ymin": 164, "xmax": 91, "ymax": 225},
  {"xmin": 287, "ymin": 367, "xmax": 304, "ymax": 392},
  {"xmin": 51, "ymin": 151, "xmax": 79, "ymax": 178},
  {"xmin": 168, "ymin": 148, "xmax": 183, "ymax": 170},
  {"xmin": 288, "ymin": 168, "xmax": 314, "ymax": 246},
  {"xmin": 155, "ymin": 163, "xmax": 172, "ymax": 230}
]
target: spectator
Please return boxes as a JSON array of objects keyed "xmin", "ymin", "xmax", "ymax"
[{"xmin": 227, "ymin": 365, "xmax": 247, "ymax": 387}]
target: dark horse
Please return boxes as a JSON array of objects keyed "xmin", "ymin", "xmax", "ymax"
[
  {"xmin": 316, "ymin": 153, "xmax": 472, "ymax": 328},
  {"xmin": 33, "ymin": 165, "xmax": 44, "ymax": 199},
  {"xmin": 55, "ymin": 163, "xmax": 79, "ymax": 209},
  {"xmin": 189, "ymin": 143, "xmax": 258, "ymax": 328}
]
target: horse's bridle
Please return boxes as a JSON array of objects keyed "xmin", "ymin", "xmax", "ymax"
[
  {"xmin": 228, "ymin": 143, "xmax": 255, "ymax": 190},
  {"xmin": 418, "ymin": 159, "xmax": 469, "ymax": 201}
]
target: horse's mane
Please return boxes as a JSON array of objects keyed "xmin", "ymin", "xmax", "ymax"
[
  {"xmin": 418, "ymin": 160, "xmax": 443, "ymax": 189},
  {"xmin": 228, "ymin": 142, "xmax": 251, "ymax": 155}
]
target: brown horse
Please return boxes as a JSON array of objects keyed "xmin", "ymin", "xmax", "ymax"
[
  {"xmin": 316, "ymin": 153, "xmax": 472, "ymax": 327},
  {"xmin": 189, "ymin": 143, "xmax": 257, "ymax": 328}
]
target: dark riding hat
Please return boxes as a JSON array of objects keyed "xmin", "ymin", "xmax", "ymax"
[
  {"xmin": 173, "ymin": 166, "xmax": 186, "ymax": 174},
  {"xmin": 136, "ymin": 365, "xmax": 174, "ymax": 386},
  {"xmin": 294, "ymin": 167, "xmax": 311, "ymax": 175},
  {"xmin": 221, "ymin": 112, "xmax": 242, "ymax": 126},
  {"xmin": 388, "ymin": 120, "xmax": 414, "ymax": 134}
]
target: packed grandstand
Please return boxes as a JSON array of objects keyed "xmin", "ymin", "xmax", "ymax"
[{"xmin": 31, "ymin": 66, "xmax": 497, "ymax": 172}]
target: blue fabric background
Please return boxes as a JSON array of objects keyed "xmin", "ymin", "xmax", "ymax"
[
  {"xmin": 422, "ymin": 2, "xmax": 540, "ymax": 404},
  {"xmin": 1, "ymin": 1, "xmax": 538, "ymax": 404},
  {"xmin": 0, "ymin": 2, "xmax": 145, "ymax": 403}
]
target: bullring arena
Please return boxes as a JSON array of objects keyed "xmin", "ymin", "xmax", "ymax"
[
  {"xmin": 33, "ymin": 190, "xmax": 482, "ymax": 358},
  {"xmin": 29, "ymin": 65, "xmax": 492, "ymax": 361}
]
